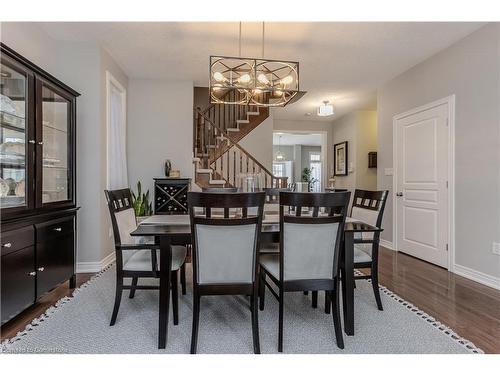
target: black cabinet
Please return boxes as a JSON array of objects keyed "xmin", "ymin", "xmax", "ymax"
[
  {"xmin": 154, "ymin": 178, "xmax": 191, "ymax": 214},
  {"xmin": 1, "ymin": 43, "xmax": 79, "ymax": 324},
  {"xmin": 35, "ymin": 216, "xmax": 75, "ymax": 297},
  {"xmin": 1, "ymin": 246, "xmax": 36, "ymax": 324}
]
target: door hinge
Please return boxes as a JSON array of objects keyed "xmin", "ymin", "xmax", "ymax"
[
  {"xmin": 446, "ymin": 180, "xmax": 448, "ymax": 188},
  {"xmin": 446, "ymin": 243, "xmax": 449, "ymax": 251},
  {"xmin": 446, "ymin": 118, "xmax": 449, "ymax": 127}
]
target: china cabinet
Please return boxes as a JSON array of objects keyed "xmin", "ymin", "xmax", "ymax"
[{"xmin": 0, "ymin": 43, "xmax": 79, "ymax": 324}]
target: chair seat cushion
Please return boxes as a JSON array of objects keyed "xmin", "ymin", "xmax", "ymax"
[
  {"xmin": 123, "ymin": 246, "xmax": 186, "ymax": 271},
  {"xmin": 259, "ymin": 253, "xmax": 280, "ymax": 279},
  {"xmin": 354, "ymin": 244, "xmax": 372, "ymax": 263},
  {"xmin": 260, "ymin": 242, "xmax": 280, "ymax": 254}
]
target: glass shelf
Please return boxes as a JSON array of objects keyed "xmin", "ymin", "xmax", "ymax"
[{"xmin": 1, "ymin": 61, "xmax": 27, "ymax": 208}]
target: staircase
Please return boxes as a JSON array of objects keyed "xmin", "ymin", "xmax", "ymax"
[{"xmin": 193, "ymin": 89, "xmax": 288, "ymax": 189}]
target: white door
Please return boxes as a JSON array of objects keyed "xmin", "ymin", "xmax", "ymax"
[{"xmin": 395, "ymin": 102, "xmax": 449, "ymax": 268}]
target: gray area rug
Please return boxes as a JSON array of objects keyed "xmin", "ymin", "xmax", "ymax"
[{"xmin": 1, "ymin": 264, "xmax": 482, "ymax": 354}]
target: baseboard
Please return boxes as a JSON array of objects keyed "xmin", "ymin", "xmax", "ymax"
[
  {"xmin": 76, "ymin": 251, "xmax": 115, "ymax": 273},
  {"xmin": 380, "ymin": 239, "xmax": 394, "ymax": 250},
  {"xmin": 453, "ymin": 264, "xmax": 500, "ymax": 290}
]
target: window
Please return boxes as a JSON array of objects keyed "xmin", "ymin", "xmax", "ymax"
[
  {"xmin": 309, "ymin": 152, "xmax": 322, "ymax": 192},
  {"xmin": 273, "ymin": 162, "xmax": 285, "ymax": 177},
  {"xmin": 106, "ymin": 71, "xmax": 128, "ymax": 189}
]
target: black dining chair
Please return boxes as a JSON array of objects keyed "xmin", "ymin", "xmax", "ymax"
[
  {"xmin": 259, "ymin": 191, "xmax": 351, "ymax": 351},
  {"xmin": 104, "ymin": 189, "xmax": 187, "ymax": 326},
  {"xmin": 349, "ymin": 189, "xmax": 389, "ymax": 310},
  {"xmin": 188, "ymin": 191, "xmax": 265, "ymax": 354}
]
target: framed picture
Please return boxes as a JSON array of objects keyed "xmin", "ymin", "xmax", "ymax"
[{"xmin": 334, "ymin": 141, "xmax": 348, "ymax": 176}]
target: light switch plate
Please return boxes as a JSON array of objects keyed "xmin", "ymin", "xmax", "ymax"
[
  {"xmin": 384, "ymin": 168, "xmax": 394, "ymax": 176},
  {"xmin": 492, "ymin": 242, "xmax": 500, "ymax": 256}
]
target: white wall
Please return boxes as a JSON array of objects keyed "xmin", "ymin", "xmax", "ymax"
[
  {"xmin": 239, "ymin": 112, "xmax": 274, "ymax": 171},
  {"xmin": 331, "ymin": 113, "xmax": 357, "ymax": 189},
  {"xmin": 377, "ymin": 23, "xmax": 500, "ymax": 280},
  {"xmin": 356, "ymin": 111, "xmax": 378, "ymax": 190},
  {"xmin": 1, "ymin": 23, "xmax": 128, "ymax": 269},
  {"xmin": 127, "ymin": 79, "xmax": 193, "ymax": 196}
]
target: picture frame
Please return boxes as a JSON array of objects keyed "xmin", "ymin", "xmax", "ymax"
[{"xmin": 334, "ymin": 141, "xmax": 348, "ymax": 176}]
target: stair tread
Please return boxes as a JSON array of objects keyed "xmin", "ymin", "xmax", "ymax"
[
  {"xmin": 247, "ymin": 111, "xmax": 259, "ymax": 115},
  {"xmin": 237, "ymin": 119, "xmax": 250, "ymax": 123},
  {"xmin": 226, "ymin": 128, "xmax": 240, "ymax": 132},
  {"xmin": 197, "ymin": 169, "xmax": 213, "ymax": 173},
  {"xmin": 209, "ymin": 180, "xmax": 226, "ymax": 184}
]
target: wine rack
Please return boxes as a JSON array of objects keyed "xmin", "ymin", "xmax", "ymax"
[{"xmin": 154, "ymin": 178, "xmax": 191, "ymax": 214}]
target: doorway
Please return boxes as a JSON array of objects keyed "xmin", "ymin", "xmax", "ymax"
[{"xmin": 393, "ymin": 96, "xmax": 455, "ymax": 269}]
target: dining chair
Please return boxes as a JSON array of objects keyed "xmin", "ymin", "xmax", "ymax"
[
  {"xmin": 259, "ymin": 191, "xmax": 351, "ymax": 351},
  {"xmin": 188, "ymin": 191, "xmax": 265, "ymax": 354},
  {"xmin": 349, "ymin": 189, "xmax": 389, "ymax": 310},
  {"xmin": 104, "ymin": 189, "xmax": 187, "ymax": 326}
]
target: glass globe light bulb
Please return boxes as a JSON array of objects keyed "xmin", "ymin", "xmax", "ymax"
[
  {"xmin": 281, "ymin": 75, "xmax": 293, "ymax": 85},
  {"xmin": 238, "ymin": 73, "xmax": 251, "ymax": 83},
  {"xmin": 213, "ymin": 71, "xmax": 225, "ymax": 82},
  {"xmin": 257, "ymin": 73, "xmax": 270, "ymax": 85}
]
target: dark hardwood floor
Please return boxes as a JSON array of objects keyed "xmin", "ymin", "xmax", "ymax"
[{"xmin": 1, "ymin": 248, "xmax": 499, "ymax": 353}]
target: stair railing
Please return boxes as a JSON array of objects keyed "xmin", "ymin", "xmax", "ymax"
[{"xmin": 194, "ymin": 107, "xmax": 287, "ymax": 189}]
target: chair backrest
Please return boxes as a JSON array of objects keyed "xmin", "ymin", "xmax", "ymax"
[
  {"xmin": 104, "ymin": 188, "xmax": 137, "ymax": 247},
  {"xmin": 350, "ymin": 189, "xmax": 388, "ymax": 240},
  {"xmin": 278, "ymin": 191, "xmax": 351, "ymax": 281},
  {"xmin": 188, "ymin": 192, "xmax": 265, "ymax": 286}
]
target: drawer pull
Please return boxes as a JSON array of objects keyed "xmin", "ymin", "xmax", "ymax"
[
  {"xmin": 28, "ymin": 271, "xmax": 36, "ymax": 276},
  {"xmin": 37, "ymin": 267, "xmax": 45, "ymax": 272},
  {"xmin": 2, "ymin": 242, "xmax": 12, "ymax": 248},
  {"xmin": 54, "ymin": 227, "xmax": 62, "ymax": 232}
]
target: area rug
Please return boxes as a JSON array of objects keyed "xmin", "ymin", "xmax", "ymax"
[{"xmin": 1, "ymin": 264, "xmax": 482, "ymax": 354}]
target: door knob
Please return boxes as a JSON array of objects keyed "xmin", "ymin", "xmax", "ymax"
[
  {"xmin": 54, "ymin": 227, "xmax": 62, "ymax": 232},
  {"xmin": 2, "ymin": 242, "xmax": 12, "ymax": 248},
  {"xmin": 28, "ymin": 271, "xmax": 36, "ymax": 276},
  {"xmin": 37, "ymin": 267, "xmax": 45, "ymax": 272},
  {"xmin": 396, "ymin": 192, "xmax": 403, "ymax": 197}
]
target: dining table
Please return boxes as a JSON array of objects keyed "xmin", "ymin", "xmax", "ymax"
[{"xmin": 130, "ymin": 213, "xmax": 382, "ymax": 349}]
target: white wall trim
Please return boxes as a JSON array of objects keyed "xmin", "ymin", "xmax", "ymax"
[
  {"xmin": 379, "ymin": 239, "xmax": 394, "ymax": 250},
  {"xmin": 454, "ymin": 264, "xmax": 500, "ymax": 291},
  {"xmin": 392, "ymin": 95, "xmax": 456, "ymax": 271},
  {"xmin": 76, "ymin": 251, "xmax": 115, "ymax": 273}
]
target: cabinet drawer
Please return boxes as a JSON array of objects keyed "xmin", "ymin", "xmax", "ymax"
[
  {"xmin": 1, "ymin": 226, "xmax": 35, "ymax": 256},
  {"xmin": 1, "ymin": 246, "xmax": 36, "ymax": 324},
  {"xmin": 35, "ymin": 216, "xmax": 74, "ymax": 242}
]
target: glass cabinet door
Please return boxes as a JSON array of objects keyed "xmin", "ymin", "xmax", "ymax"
[
  {"xmin": 40, "ymin": 83, "xmax": 72, "ymax": 205},
  {"xmin": 0, "ymin": 60, "xmax": 30, "ymax": 209}
]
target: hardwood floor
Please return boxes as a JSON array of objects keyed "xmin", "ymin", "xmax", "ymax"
[{"xmin": 1, "ymin": 249, "xmax": 499, "ymax": 353}]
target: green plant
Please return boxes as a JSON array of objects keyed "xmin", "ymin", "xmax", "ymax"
[
  {"xmin": 131, "ymin": 181, "xmax": 153, "ymax": 217},
  {"xmin": 302, "ymin": 167, "xmax": 318, "ymax": 192}
]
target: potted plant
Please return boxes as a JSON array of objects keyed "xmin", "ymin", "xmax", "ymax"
[
  {"xmin": 302, "ymin": 167, "xmax": 318, "ymax": 192},
  {"xmin": 131, "ymin": 181, "xmax": 153, "ymax": 222}
]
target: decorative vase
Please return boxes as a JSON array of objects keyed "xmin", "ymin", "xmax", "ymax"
[{"xmin": 164, "ymin": 160, "xmax": 172, "ymax": 177}]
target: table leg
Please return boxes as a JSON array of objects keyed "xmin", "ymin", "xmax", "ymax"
[
  {"xmin": 158, "ymin": 236, "xmax": 172, "ymax": 349},
  {"xmin": 342, "ymin": 231, "xmax": 355, "ymax": 335}
]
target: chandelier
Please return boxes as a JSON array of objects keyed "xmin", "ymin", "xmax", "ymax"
[{"xmin": 210, "ymin": 23, "xmax": 299, "ymax": 107}]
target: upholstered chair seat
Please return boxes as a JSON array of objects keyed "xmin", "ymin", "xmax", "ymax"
[
  {"xmin": 123, "ymin": 246, "xmax": 187, "ymax": 272},
  {"xmin": 259, "ymin": 253, "xmax": 279, "ymax": 277}
]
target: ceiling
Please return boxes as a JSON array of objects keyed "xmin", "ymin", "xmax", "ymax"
[
  {"xmin": 39, "ymin": 22, "xmax": 484, "ymax": 121},
  {"xmin": 273, "ymin": 132, "xmax": 322, "ymax": 146}
]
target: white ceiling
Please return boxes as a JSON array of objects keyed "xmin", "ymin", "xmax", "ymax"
[
  {"xmin": 39, "ymin": 22, "xmax": 484, "ymax": 121},
  {"xmin": 273, "ymin": 132, "xmax": 322, "ymax": 146}
]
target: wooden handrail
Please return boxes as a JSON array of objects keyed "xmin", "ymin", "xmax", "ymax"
[{"xmin": 194, "ymin": 108, "xmax": 287, "ymax": 187}]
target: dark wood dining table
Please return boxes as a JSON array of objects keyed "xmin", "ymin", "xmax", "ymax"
[{"xmin": 130, "ymin": 215, "xmax": 382, "ymax": 349}]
